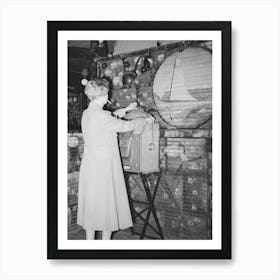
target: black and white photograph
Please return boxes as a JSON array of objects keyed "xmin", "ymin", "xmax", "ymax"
[
  {"xmin": 68, "ymin": 39, "xmax": 214, "ymax": 242},
  {"xmin": 48, "ymin": 21, "xmax": 231, "ymax": 259}
]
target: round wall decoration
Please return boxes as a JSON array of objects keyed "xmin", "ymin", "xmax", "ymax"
[{"xmin": 153, "ymin": 47, "xmax": 212, "ymax": 128}]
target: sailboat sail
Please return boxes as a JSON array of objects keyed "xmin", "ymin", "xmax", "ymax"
[{"xmin": 170, "ymin": 57, "xmax": 197, "ymax": 101}]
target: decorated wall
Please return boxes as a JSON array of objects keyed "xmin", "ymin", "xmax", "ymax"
[{"xmin": 68, "ymin": 40, "xmax": 212, "ymax": 239}]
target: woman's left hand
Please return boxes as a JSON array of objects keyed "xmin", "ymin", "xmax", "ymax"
[
  {"xmin": 113, "ymin": 108, "xmax": 127, "ymax": 118},
  {"xmin": 113, "ymin": 102, "xmax": 137, "ymax": 118}
]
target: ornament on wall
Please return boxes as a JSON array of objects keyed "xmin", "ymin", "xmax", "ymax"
[
  {"xmin": 157, "ymin": 53, "xmax": 165, "ymax": 62},
  {"xmin": 80, "ymin": 64, "xmax": 90, "ymax": 86},
  {"xmin": 112, "ymin": 75, "xmax": 123, "ymax": 87},
  {"xmin": 122, "ymin": 72, "xmax": 137, "ymax": 88},
  {"xmin": 134, "ymin": 71, "xmax": 152, "ymax": 87},
  {"xmin": 124, "ymin": 61, "xmax": 130, "ymax": 68},
  {"xmin": 111, "ymin": 88, "xmax": 137, "ymax": 108},
  {"xmin": 122, "ymin": 55, "xmax": 154, "ymax": 88},
  {"xmin": 110, "ymin": 58, "xmax": 123, "ymax": 69},
  {"xmin": 81, "ymin": 68, "xmax": 89, "ymax": 77},
  {"xmin": 68, "ymin": 136, "xmax": 79, "ymax": 148},
  {"xmin": 135, "ymin": 56, "xmax": 153, "ymax": 75},
  {"xmin": 104, "ymin": 68, "xmax": 113, "ymax": 77},
  {"xmin": 101, "ymin": 62, "xmax": 107, "ymax": 69},
  {"xmin": 81, "ymin": 78, "xmax": 88, "ymax": 86}
]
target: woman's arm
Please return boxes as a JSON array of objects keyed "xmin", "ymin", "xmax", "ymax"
[
  {"xmin": 113, "ymin": 102, "xmax": 137, "ymax": 118},
  {"xmin": 101, "ymin": 113, "xmax": 148, "ymax": 133}
]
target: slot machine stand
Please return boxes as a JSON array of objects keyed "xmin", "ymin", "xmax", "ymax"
[{"xmin": 124, "ymin": 170, "xmax": 164, "ymax": 239}]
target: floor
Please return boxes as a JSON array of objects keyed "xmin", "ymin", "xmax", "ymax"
[
  {"xmin": 68, "ymin": 219, "xmax": 163, "ymax": 240},
  {"xmin": 68, "ymin": 226, "xmax": 149, "ymax": 240}
]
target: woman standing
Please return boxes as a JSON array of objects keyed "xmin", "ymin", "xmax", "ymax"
[{"xmin": 77, "ymin": 78, "xmax": 150, "ymax": 240}]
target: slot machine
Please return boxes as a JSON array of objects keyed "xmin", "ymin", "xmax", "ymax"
[{"xmin": 119, "ymin": 122, "xmax": 160, "ymax": 174}]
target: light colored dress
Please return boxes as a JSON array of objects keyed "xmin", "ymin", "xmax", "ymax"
[{"xmin": 77, "ymin": 102, "xmax": 146, "ymax": 231}]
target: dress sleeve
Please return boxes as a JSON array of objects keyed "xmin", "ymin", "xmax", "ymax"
[{"xmin": 101, "ymin": 113, "xmax": 147, "ymax": 133}]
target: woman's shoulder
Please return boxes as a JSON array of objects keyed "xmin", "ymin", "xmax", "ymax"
[
  {"xmin": 88, "ymin": 109, "xmax": 113, "ymax": 124},
  {"xmin": 101, "ymin": 109, "xmax": 112, "ymax": 115},
  {"xmin": 84, "ymin": 108, "xmax": 111, "ymax": 115},
  {"xmin": 97, "ymin": 109, "xmax": 113, "ymax": 119}
]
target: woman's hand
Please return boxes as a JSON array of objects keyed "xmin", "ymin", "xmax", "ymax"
[
  {"xmin": 113, "ymin": 102, "xmax": 137, "ymax": 118},
  {"xmin": 113, "ymin": 108, "xmax": 127, "ymax": 118},
  {"xmin": 124, "ymin": 102, "xmax": 137, "ymax": 112}
]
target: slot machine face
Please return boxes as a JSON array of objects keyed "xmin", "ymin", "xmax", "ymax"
[{"xmin": 119, "ymin": 123, "xmax": 159, "ymax": 173}]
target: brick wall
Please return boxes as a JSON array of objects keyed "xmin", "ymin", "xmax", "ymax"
[{"xmin": 67, "ymin": 127, "xmax": 212, "ymax": 239}]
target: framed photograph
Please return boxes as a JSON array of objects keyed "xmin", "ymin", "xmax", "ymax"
[{"xmin": 47, "ymin": 21, "xmax": 231, "ymax": 259}]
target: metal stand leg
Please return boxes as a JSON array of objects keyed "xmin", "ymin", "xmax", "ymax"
[
  {"xmin": 140, "ymin": 172, "xmax": 164, "ymax": 239},
  {"xmin": 125, "ymin": 171, "xmax": 164, "ymax": 240}
]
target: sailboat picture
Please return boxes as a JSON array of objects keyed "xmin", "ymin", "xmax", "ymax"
[{"xmin": 153, "ymin": 46, "xmax": 212, "ymax": 128}]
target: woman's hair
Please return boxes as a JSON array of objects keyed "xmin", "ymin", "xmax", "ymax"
[{"xmin": 84, "ymin": 78, "xmax": 109, "ymax": 101}]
